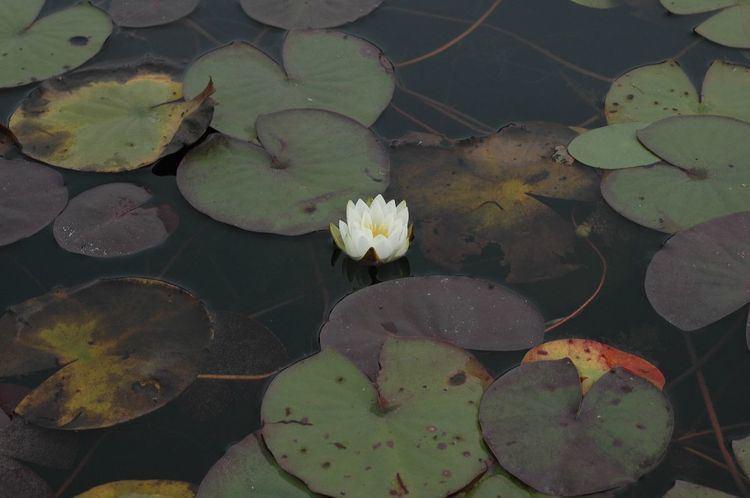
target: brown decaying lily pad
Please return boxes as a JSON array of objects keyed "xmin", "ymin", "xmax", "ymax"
[
  {"xmin": 0, "ymin": 456, "xmax": 52, "ymax": 498},
  {"xmin": 0, "ymin": 278, "xmax": 212, "ymax": 430},
  {"xmin": 319, "ymin": 275, "xmax": 545, "ymax": 379},
  {"xmin": 387, "ymin": 122, "xmax": 599, "ymax": 283},
  {"xmin": 0, "ymin": 417, "xmax": 79, "ymax": 469}
]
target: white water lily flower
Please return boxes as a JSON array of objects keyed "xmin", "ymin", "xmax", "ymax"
[{"xmin": 330, "ymin": 195, "xmax": 411, "ymax": 264}]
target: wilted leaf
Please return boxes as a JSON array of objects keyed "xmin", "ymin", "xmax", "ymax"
[
  {"xmin": 239, "ymin": 0, "xmax": 383, "ymax": 29},
  {"xmin": 94, "ymin": 0, "xmax": 200, "ymax": 28},
  {"xmin": 75, "ymin": 480, "xmax": 196, "ymax": 498}
]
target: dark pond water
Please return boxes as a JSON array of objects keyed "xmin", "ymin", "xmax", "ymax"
[{"xmin": 1, "ymin": 0, "xmax": 749, "ymax": 496}]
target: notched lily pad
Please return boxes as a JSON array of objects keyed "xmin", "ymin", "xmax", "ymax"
[
  {"xmin": 75, "ymin": 480, "xmax": 197, "ymax": 497},
  {"xmin": 53, "ymin": 183, "xmax": 178, "ymax": 258},
  {"xmin": 387, "ymin": 122, "xmax": 599, "ymax": 283},
  {"xmin": 177, "ymin": 109, "xmax": 389, "ymax": 235},
  {"xmin": 319, "ymin": 275, "xmax": 545, "ymax": 379},
  {"xmin": 183, "ymin": 31, "xmax": 394, "ymax": 141},
  {"xmin": 0, "ymin": 0, "xmax": 112, "ymax": 88},
  {"xmin": 479, "ymin": 360, "xmax": 673, "ymax": 496},
  {"xmin": 10, "ymin": 62, "xmax": 214, "ymax": 173},
  {"xmin": 0, "ymin": 278, "xmax": 212, "ymax": 429},
  {"xmin": 661, "ymin": 0, "xmax": 750, "ymax": 48},
  {"xmin": 239, "ymin": 0, "xmax": 383, "ymax": 29},
  {"xmin": 262, "ymin": 337, "xmax": 492, "ymax": 498},
  {"xmin": 94, "ymin": 0, "xmax": 200, "ymax": 28},
  {"xmin": 0, "ymin": 158, "xmax": 68, "ymax": 247},
  {"xmin": 567, "ymin": 122, "xmax": 659, "ymax": 169}
]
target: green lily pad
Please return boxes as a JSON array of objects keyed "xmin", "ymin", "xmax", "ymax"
[
  {"xmin": 9, "ymin": 62, "xmax": 213, "ymax": 173},
  {"xmin": 262, "ymin": 337, "xmax": 492, "ymax": 498},
  {"xmin": 75, "ymin": 480, "xmax": 197, "ymax": 498},
  {"xmin": 183, "ymin": 31, "xmax": 394, "ymax": 141},
  {"xmin": 0, "ymin": 158, "xmax": 68, "ymax": 247},
  {"xmin": 93, "ymin": 0, "xmax": 200, "ymax": 28},
  {"xmin": 661, "ymin": 0, "xmax": 750, "ymax": 48},
  {"xmin": 568, "ymin": 123, "xmax": 659, "ymax": 169},
  {"xmin": 734, "ymin": 435, "xmax": 750, "ymax": 477},
  {"xmin": 239, "ymin": 0, "xmax": 383, "ymax": 29},
  {"xmin": 197, "ymin": 433, "xmax": 315, "ymax": 497},
  {"xmin": 177, "ymin": 109, "xmax": 389, "ymax": 235},
  {"xmin": 602, "ymin": 116, "xmax": 750, "ymax": 232},
  {"xmin": 463, "ymin": 471, "xmax": 550, "ymax": 497},
  {"xmin": 0, "ymin": 278, "xmax": 212, "ymax": 430},
  {"xmin": 605, "ymin": 60, "xmax": 750, "ymax": 125},
  {"xmin": 479, "ymin": 359, "xmax": 673, "ymax": 496},
  {"xmin": 571, "ymin": 0, "xmax": 622, "ymax": 7},
  {"xmin": 0, "ymin": 0, "xmax": 111, "ymax": 89},
  {"xmin": 663, "ymin": 481, "xmax": 736, "ymax": 497}
]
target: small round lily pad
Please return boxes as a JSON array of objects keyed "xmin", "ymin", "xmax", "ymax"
[
  {"xmin": 177, "ymin": 109, "xmax": 389, "ymax": 235},
  {"xmin": 53, "ymin": 183, "xmax": 178, "ymax": 258},
  {"xmin": 75, "ymin": 480, "xmax": 197, "ymax": 498},
  {"xmin": 94, "ymin": 0, "xmax": 200, "ymax": 28},
  {"xmin": 239, "ymin": 0, "xmax": 383, "ymax": 29},
  {"xmin": 0, "ymin": 158, "xmax": 68, "ymax": 247},
  {"xmin": 183, "ymin": 31, "xmax": 394, "ymax": 141},
  {"xmin": 568, "ymin": 123, "xmax": 659, "ymax": 169},
  {"xmin": 0, "ymin": 0, "xmax": 112, "ymax": 89}
]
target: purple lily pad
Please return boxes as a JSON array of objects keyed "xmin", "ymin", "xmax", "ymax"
[
  {"xmin": 0, "ymin": 159, "xmax": 68, "ymax": 247},
  {"xmin": 53, "ymin": 183, "xmax": 178, "ymax": 258},
  {"xmin": 0, "ymin": 411, "xmax": 8, "ymax": 430},
  {"xmin": 0, "ymin": 456, "xmax": 52, "ymax": 498},
  {"xmin": 645, "ymin": 211, "xmax": 750, "ymax": 332},
  {"xmin": 0, "ymin": 417, "xmax": 79, "ymax": 469},
  {"xmin": 239, "ymin": 0, "xmax": 383, "ymax": 29},
  {"xmin": 94, "ymin": 0, "xmax": 200, "ymax": 28},
  {"xmin": 319, "ymin": 275, "xmax": 545, "ymax": 379}
]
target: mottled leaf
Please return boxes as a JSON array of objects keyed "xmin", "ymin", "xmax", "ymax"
[
  {"xmin": 94, "ymin": 0, "xmax": 200, "ymax": 28},
  {"xmin": 74, "ymin": 480, "xmax": 196, "ymax": 497},
  {"xmin": 239, "ymin": 0, "xmax": 383, "ymax": 29}
]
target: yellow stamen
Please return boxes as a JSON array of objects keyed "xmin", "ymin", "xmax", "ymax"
[{"xmin": 367, "ymin": 223, "xmax": 389, "ymax": 237}]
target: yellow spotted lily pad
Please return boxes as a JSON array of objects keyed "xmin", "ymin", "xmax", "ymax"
[
  {"xmin": 10, "ymin": 62, "xmax": 214, "ymax": 173},
  {"xmin": 75, "ymin": 480, "xmax": 197, "ymax": 497},
  {"xmin": 0, "ymin": 278, "xmax": 212, "ymax": 430}
]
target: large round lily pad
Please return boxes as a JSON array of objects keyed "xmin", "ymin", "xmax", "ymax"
[
  {"xmin": 602, "ymin": 116, "xmax": 750, "ymax": 232},
  {"xmin": 197, "ymin": 433, "xmax": 315, "ymax": 498},
  {"xmin": 75, "ymin": 480, "xmax": 196, "ymax": 498},
  {"xmin": 661, "ymin": 0, "xmax": 750, "ymax": 48},
  {"xmin": 9, "ymin": 62, "xmax": 213, "ymax": 173},
  {"xmin": 645, "ymin": 211, "xmax": 750, "ymax": 331},
  {"xmin": 0, "ymin": 278, "xmax": 212, "ymax": 430},
  {"xmin": 239, "ymin": 0, "xmax": 383, "ymax": 29},
  {"xmin": 663, "ymin": 481, "xmax": 736, "ymax": 497},
  {"xmin": 0, "ymin": 0, "xmax": 111, "ymax": 89},
  {"xmin": 319, "ymin": 275, "xmax": 545, "ymax": 379},
  {"xmin": 262, "ymin": 337, "xmax": 492, "ymax": 498},
  {"xmin": 94, "ymin": 0, "xmax": 200, "ymax": 28},
  {"xmin": 53, "ymin": 183, "xmax": 178, "ymax": 258},
  {"xmin": 0, "ymin": 158, "xmax": 68, "ymax": 247},
  {"xmin": 183, "ymin": 31, "xmax": 394, "ymax": 141},
  {"xmin": 388, "ymin": 123, "xmax": 599, "ymax": 283},
  {"xmin": 567, "ymin": 122, "xmax": 659, "ymax": 169},
  {"xmin": 177, "ymin": 109, "xmax": 389, "ymax": 235},
  {"xmin": 479, "ymin": 360, "xmax": 673, "ymax": 496}
]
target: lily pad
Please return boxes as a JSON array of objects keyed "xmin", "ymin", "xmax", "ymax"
[
  {"xmin": 239, "ymin": 0, "xmax": 383, "ymax": 29},
  {"xmin": 645, "ymin": 211, "xmax": 750, "ymax": 331},
  {"xmin": 567, "ymin": 123, "xmax": 659, "ymax": 169},
  {"xmin": 0, "ymin": 158, "xmax": 68, "ymax": 247},
  {"xmin": 462, "ymin": 470, "xmax": 550, "ymax": 497},
  {"xmin": 94, "ymin": 0, "xmax": 200, "ymax": 28},
  {"xmin": 734, "ymin": 435, "xmax": 750, "ymax": 477},
  {"xmin": 663, "ymin": 481, "xmax": 736, "ymax": 497},
  {"xmin": 183, "ymin": 31, "xmax": 394, "ymax": 141},
  {"xmin": 197, "ymin": 433, "xmax": 315, "ymax": 498},
  {"xmin": 0, "ymin": 0, "xmax": 111, "ymax": 89},
  {"xmin": 0, "ymin": 456, "xmax": 52, "ymax": 498},
  {"xmin": 75, "ymin": 480, "xmax": 196, "ymax": 498},
  {"xmin": 479, "ymin": 359, "xmax": 673, "ymax": 496},
  {"xmin": 53, "ymin": 183, "xmax": 178, "ymax": 258},
  {"xmin": 571, "ymin": 0, "xmax": 622, "ymax": 7},
  {"xmin": 602, "ymin": 116, "xmax": 750, "ymax": 232},
  {"xmin": 523, "ymin": 339, "xmax": 665, "ymax": 394},
  {"xmin": 0, "ymin": 417, "xmax": 79, "ymax": 469},
  {"xmin": 387, "ymin": 123, "xmax": 599, "ymax": 282},
  {"xmin": 319, "ymin": 275, "xmax": 545, "ymax": 379},
  {"xmin": 0, "ymin": 278, "xmax": 212, "ymax": 430},
  {"xmin": 177, "ymin": 109, "xmax": 389, "ymax": 235},
  {"xmin": 9, "ymin": 62, "xmax": 213, "ymax": 173},
  {"xmin": 262, "ymin": 337, "xmax": 492, "ymax": 498},
  {"xmin": 661, "ymin": 0, "xmax": 750, "ymax": 48}
]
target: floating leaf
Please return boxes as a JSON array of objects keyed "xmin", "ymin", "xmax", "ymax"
[
  {"xmin": 0, "ymin": 158, "xmax": 68, "ymax": 247},
  {"xmin": 461, "ymin": 469, "xmax": 549, "ymax": 497},
  {"xmin": 319, "ymin": 275, "xmax": 545, "ymax": 379},
  {"xmin": 663, "ymin": 481, "xmax": 736, "ymax": 497},
  {"xmin": 602, "ymin": 116, "xmax": 750, "ymax": 232},
  {"xmin": 645, "ymin": 211, "xmax": 750, "ymax": 331},
  {"xmin": 0, "ymin": 456, "xmax": 52, "ymax": 498},
  {"xmin": 387, "ymin": 123, "xmax": 599, "ymax": 282},
  {"xmin": 571, "ymin": 0, "xmax": 622, "ymax": 7},
  {"xmin": 177, "ymin": 109, "xmax": 389, "ymax": 235},
  {"xmin": 262, "ymin": 337, "xmax": 492, "ymax": 498},
  {"xmin": 734, "ymin": 435, "xmax": 750, "ymax": 478},
  {"xmin": 94, "ymin": 0, "xmax": 200, "ymax": 28},
  {"xmin": 197, "ymin": 433, "xmax": 315, "ymax": 498},
  {"xmin": 239, "ymin": 0, "xmax": 383, "ymax": 29},
  {"xmin": 183, "ymin": 31, "xmax": 394, "ymax": 141},
  {"xmin": 53, "ymin": 183, "xmax": 178, "ymax": 258},
  {"xmin": 0, "ymin": 0, "xmax": 111, "ymax": 89},
  {"xmin": 661, "ymin": 0, "xmax": 750, "ymax": 48},
  {"xmin": 567, "ymin": 123, "xmax": 659, "ymax": 169},
  {"xmin": 479, "ymin": 360, "xmax": 673, "ymax": 496},
  {"xmin": 75, "ymin": 480, "xmax": 196, "ymax": 498},
  {"xmin": 10, "ymin": 63, "xmax": 213, "ymax": 173},
  {"xmin": 523, "ymin": 339, "xmax": 665, "ymax": 394},
  {"xmin": 0, "ymin": 278, "xmax": 212, "ymax": 430},
  {"xmin": 0, "ymin": 417, "xmax": 79, "ymax": 469}
]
